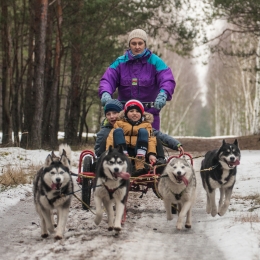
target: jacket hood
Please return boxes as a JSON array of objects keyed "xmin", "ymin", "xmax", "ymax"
[
  {"xmin": 100, "ymin": 118, "xmax": 113, "ymax": 128},
  {"xmin": 117, "ymin": 110, "xmax": 154, "ymax": 123}
]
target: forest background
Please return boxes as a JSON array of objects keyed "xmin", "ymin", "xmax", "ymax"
[{"xmin": 0, "ymin": 0, "xmax": 259, "ymax": 150}]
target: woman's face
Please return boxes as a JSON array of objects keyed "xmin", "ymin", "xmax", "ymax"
[
  {"xmin": 126, "ymin": 109, "xmax": 141, "ymax": 122},
  {"xmin": 129, "ymin": 38, "xmax": 145, "ymax": 55}
]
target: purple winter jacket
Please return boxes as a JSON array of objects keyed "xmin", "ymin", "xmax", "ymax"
[{"xmin": 99, "ymin": 49, "xmax": 176, "ymax": 130}]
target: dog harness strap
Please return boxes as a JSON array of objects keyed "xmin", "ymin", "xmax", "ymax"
[
  {"xmin": 44, "ymin": 186, "xmax": 67, "ymax": 205},
  {"xmin": 45, "ymin": 194, "xmax": 62, "ymax": 205},
  {"xmin": 170, "ymin": 190, "xmax": 184, "ymax": 200},
  {"xmin": 159, "ymin": 175, "xmax": 168, "ymax": 178},
  {"xmin": 200, "ymin": 163, "xmax": 220, "ymax": 172},
  {"xmin": 211, "ymin": 163, "xmax": 220, "ymax": 170},
  {"xmin": 103, "ymin": 182, "xmax": 125, "ymax": 199}
]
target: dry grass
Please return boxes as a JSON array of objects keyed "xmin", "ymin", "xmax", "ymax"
[
  {"xmin": 235, "ymin": 213, "xmax": 260, "ymax": 223},
  {"xmin": 232, "ymin": 193, "xmax": 260, "ymax": 200},
  {"xmin": 232, "ymin": 193, "xmax": 260, "ymax": 204},
  {"xmin": 0, "ymin": 164, "xmax": 39, "ymax": 190}
]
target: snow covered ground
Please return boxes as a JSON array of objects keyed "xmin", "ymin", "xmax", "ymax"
[{"xmin": 0, "ymin": 147, "xmax": 260, "ymax": 259}]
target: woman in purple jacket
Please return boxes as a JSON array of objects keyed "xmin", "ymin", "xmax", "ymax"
[{"xmin": 99, "ymin": 28, "xmax": 176, "ymax": 130}]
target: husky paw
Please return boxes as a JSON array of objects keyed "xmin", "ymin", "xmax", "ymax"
[
  {"xmin": 218, "ymin": 206, "xmax": 228, "ymax": 216},
  {"xmin": 94, "ymin": 216, "xmax": 102, "ymax": 226},
  {"xmin": 41, "ymin": 234, "xmax": 48, "ymax": 238},
  {"xmin": 114, "ymin": 227, "xmax": 121, "ymax": 232},
  {"xmin": 185, "ymin": 224, "xmax": 191, "ymax": 229},
  {"xmin": 54, "ymin": 235, "xmax": 63, "ymax": 240},
  {"xmin": 108, "ymin": 227, "xmax": 113, "ymax": 231},
  {"xmin": 167, "ymin": 215, "xmax": 173, "ymax": 221},
  {"xmin": 218, "ymin": 211, "xmax": 225, "ymax": 217},
  {"xmin": 176, "ymin": 225, "xmax": 183, "ymax": 230},
  {"xmin": 211, "ymin": 208, "xmax": 217, "ymax": 217}
]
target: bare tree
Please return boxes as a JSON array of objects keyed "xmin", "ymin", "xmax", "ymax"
[
  {"xmin": 21, "ymin": 0, "xmax": 34, "ymax": 148},
  {"xmin": 1, "ymin": 1, "xmax": 13, "ymax": 146},
  {"xmin": 30, "ymin": 0, "xmax": 48, "ymax": 148},
  {"xmin": 64, "ymin": 0, "xmax": 83, "ymax": 145}
]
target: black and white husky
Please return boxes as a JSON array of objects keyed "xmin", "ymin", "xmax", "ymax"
[
  {"xmin": 158, "ymin": 157, "xmax": 197, "ymax": 230},
  {"xmin": 94, "ymin": 146, "xmax": 132, "ymax": 232},
  {"xmin": 33, "ymin": 144, "xmax": 73, "ymax": 239},
  {"xmin": 200, "ymin": 139, "xmax": 241, "ymax": 217}
]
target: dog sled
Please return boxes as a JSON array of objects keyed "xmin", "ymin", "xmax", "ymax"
[{"xmin": 76, "ymin": 149, "xmax": 193, "ymax": 213}]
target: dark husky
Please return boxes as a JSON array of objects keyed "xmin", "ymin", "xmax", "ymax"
[
  {"xmin": 94, "ymin": 146, "xmax": 132, "ymax": 232},
  {"xmin": 33, "ymin": 144, "xmax": 73, "ymax": 239},
  {"xmin": 200, "ymin": 139, "xmax": 241, "ymax": 217}
]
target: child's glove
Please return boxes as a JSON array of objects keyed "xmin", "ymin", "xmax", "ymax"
[
  {"xmin": 101, "ymin": 92, "xmax": 112, "ymax": 106},
  {"xmin": 154, "ymin": 90, "xmax": 167, "ymax": 110}
]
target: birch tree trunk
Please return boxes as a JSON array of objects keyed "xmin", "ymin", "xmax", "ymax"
[{"xmin": 253, "ymin": 38, "xmax": 260, "ymax": 134}]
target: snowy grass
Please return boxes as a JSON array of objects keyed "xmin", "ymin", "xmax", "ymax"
[
  {"xmin": 235, "ymin": 213, "xmax": 260, "ymax": 223},
  {"xmin": 0, "ymin": 164, "xmax": 37, "ymax": 190}
]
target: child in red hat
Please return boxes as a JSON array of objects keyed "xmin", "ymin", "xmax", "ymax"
[{"xmin": 106, "ymin": 99, "xmax": 157, "ymax": 176}]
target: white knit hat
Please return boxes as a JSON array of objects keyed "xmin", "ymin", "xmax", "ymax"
[{"xmin": 127, "ymin": 29, "xmax": 147, "ymax": 46}]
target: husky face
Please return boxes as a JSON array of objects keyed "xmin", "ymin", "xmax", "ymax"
[
  {"xmin": 165, "ymin": 158, "xmax": 192, "ymax": 186},
  {"xmin": 218, "ymin": 139, "xmax": 240, "ymax": 169},
  {"xmin": 103, "ymin": 153, "xmax": 128, "ymax": 180},
  {"xmin": 43, "ymin": 153, "xmax": 71, "ymax": 190},
  {"xmin": 43, "ymin": 165, "xmax": 71, "ymax": 190}
]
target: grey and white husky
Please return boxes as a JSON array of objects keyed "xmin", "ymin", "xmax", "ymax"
[
  {"xmin": 158, "ymin": 157, "xmax": 197, "ymax": 230},
  {"xmin": 200, "ymin": 139, "xmax": 241, "ymax": 217},
  {"xmin": 33, "ymin": 144, "xmax": 73, "ymax": 239},
  {"xmin": 94, "ymin": 146, "xmax": 132, "ymax": 232}
]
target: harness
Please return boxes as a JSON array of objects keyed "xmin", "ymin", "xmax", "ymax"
[
  {"xmin": 200, "ymin": 161, "xmax": 220, "ymax": 172},
  {"xmin": 45, "ymin": 193, "xmax": 63, "ymax": 205},
  {"xmin": 44, "ymin": 184, "xmax": 72, "ymax": 206},
  {"xmin": 200, "ymin": 161, "xmax": 235, "ymax": 185},
  {"xmin": 96, "ymin": 182, "xmax": 126, "ymax": 200},
  {"xmin": 170, "ymin": 190, "xmax": 185, "ymax": 200},
  {"xmin": 159, "ymin": 174, "xmax": 189, "ymax": 200}
]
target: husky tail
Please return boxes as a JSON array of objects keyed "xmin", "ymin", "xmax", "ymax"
[{"xmin": 59, "ymin": 143, "xmax": 72, "ymax": 162}]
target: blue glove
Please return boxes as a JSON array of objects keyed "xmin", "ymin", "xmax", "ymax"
[
  {"xmin": 154, "ymin": 90, "xmax": 167, "ymax": 110},
  {"xmin": 101, "ymin": 92, "xmax": 112, "ymax": 106}
]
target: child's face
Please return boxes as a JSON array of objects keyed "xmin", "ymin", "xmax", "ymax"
[
  {"xmin": 106, "ymin": 111, "xmax": 119, "ymax": 125},
  {"xmin": 127, "ymin": 109, "xmax": 141, "ymax": 121}
]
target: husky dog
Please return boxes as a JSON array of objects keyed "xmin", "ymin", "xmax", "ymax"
[
  {"xmin": 94, "ymin": 146, "xmax": 132, "ymax": 232},
  {"xmin": 158, "ymin": 157, "xmax": 197, "ymax": 230},
  {"xmin": 33, "ymin": 144, "xmax": 73, "ymax": 239},
  {"xmin": 200, "ymin": 139, "xmax": 241, "ymax": 217}
]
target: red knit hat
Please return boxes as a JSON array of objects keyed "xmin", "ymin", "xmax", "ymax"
[{"xmin": 124, "ymin": 99, "xmax": 144, "ymax": 115}]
